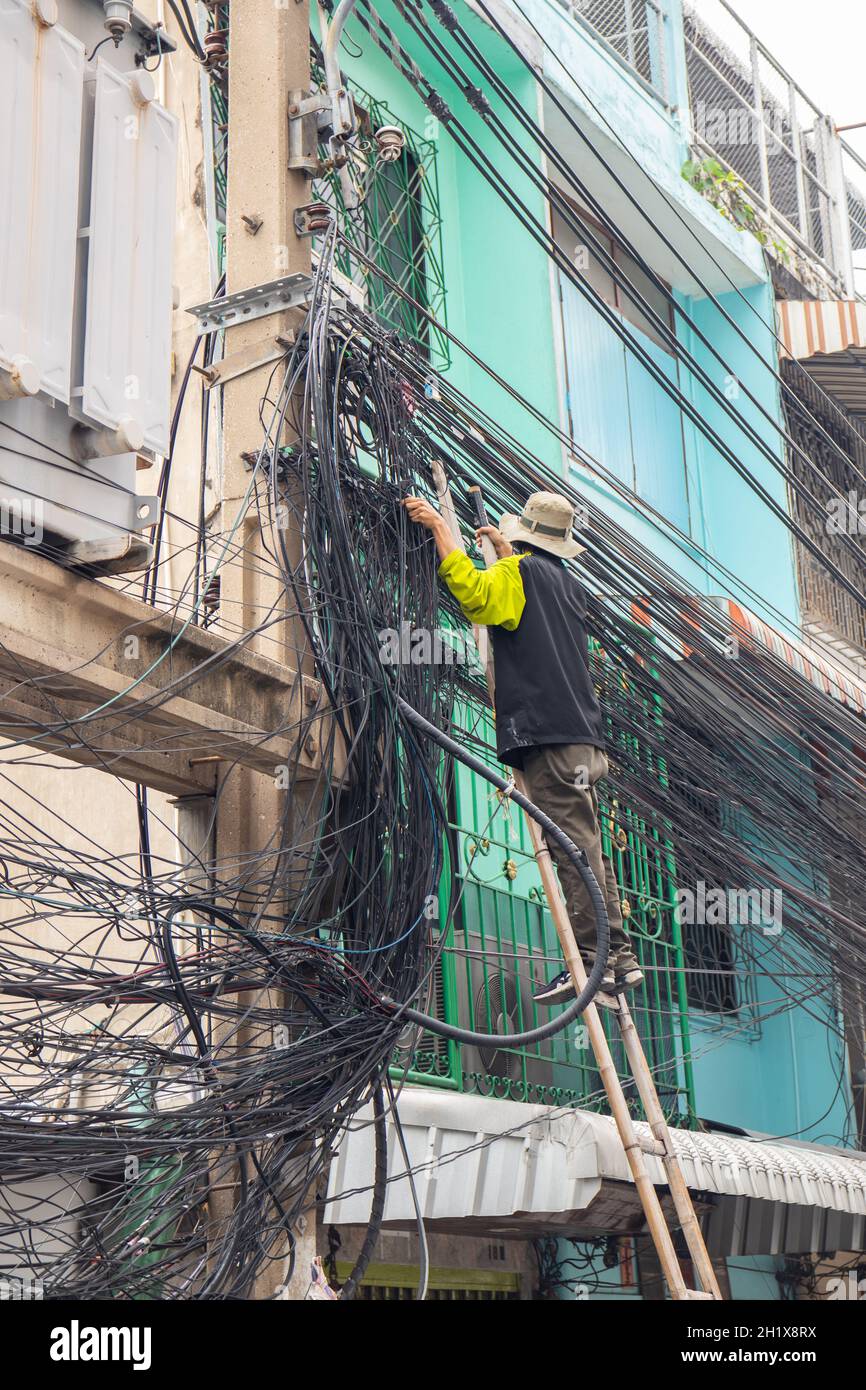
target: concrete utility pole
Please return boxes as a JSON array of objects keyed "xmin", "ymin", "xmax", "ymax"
[
  {"xmin": 0, "ymin": 0, "xmax": 329, "ymax": 1304},
  {"xmin": 208, "ymin": 0, "xmax": 317, "ymax": 1299}
]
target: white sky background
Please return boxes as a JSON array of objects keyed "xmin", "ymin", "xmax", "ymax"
[
  {"xmin": 724, "ymin": 0, "xmax": 866, "ymax": 137},
  {"xmin": 696, "ymin": 0, "xmax": 866, "ymax": 287}
]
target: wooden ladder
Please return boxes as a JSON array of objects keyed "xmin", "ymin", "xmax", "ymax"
[{"xmin": 432, "ymin": 464, "xmax": 723, "ymax": 1301}]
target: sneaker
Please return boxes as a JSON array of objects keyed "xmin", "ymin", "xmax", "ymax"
[
  {"xmin": 533, "ymin": 960, "xmax": 615, "ymax": 1007},
  {"xmin": 613, "ymin": 951, "xmax": 644, "ymax": 992}
]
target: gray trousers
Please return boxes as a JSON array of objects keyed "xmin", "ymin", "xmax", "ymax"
[{"xmin": 520, "ymin": 743, "xmax": 629, "ymax": 962}]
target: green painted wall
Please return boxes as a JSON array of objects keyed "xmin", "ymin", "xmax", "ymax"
[{"xmin": 317, "ymin": 0, "xmax": 854, "ymax": 1178}]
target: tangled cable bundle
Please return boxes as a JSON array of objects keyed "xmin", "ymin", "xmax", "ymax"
[
  {"xmin": 0, "ymin": 245, "xmax": 526, "ymax": 1297},
  {"xmin": 1, "ymin": 217, "xmax": 865, "ymax": 1299}
]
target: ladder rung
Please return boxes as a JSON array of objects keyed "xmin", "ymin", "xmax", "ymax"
[
  {"xmin": 638, "ymin": 1136, "xmax": 666, "ymax": 1156},
  {"xmin": 684, "ymin": 1290, "xmax": 715, "ymax": 1300}
]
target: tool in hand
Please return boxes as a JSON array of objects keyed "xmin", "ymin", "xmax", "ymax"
[{"xmin": 468, "ymin": 484, "xmax": 498, "ymax": 566}]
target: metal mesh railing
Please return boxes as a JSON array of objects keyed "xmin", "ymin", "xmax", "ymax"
[
  {"xmin": 556, "ymin": 0, "xmax": 670, "ymax": 106},
  {"xmin": 682, "ymin": 0, "xmax": 844, "ymax": 278},
  {"xmin": 842, "ymin": 141, "xmax": 866, "ymax": 255},
  {"xmin": 782, "ymin": 360, "xmax": 866, "ymax": 652}
]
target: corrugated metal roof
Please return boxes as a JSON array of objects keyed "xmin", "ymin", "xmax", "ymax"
[{"xmin": 325, "ymin": 1090, "xmax": 866, "ymax": 1255}]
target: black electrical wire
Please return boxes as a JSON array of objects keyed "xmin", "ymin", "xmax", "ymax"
[
  {"xmin": 338, "ymin": 1079, "xmax": 388, "ymax": 1299},
  {"xmin": 386, "ymin": 1073, "xmax": 428, "ymax": 1301},
  {"xmin": 3, "ymin": 203, "xmax": 866, "ymax": 1302},
  {"xmin": 166, "ymin": 0, "xmax": 206, "ymax": 62}
]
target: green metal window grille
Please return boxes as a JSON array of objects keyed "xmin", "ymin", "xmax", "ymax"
[
  {"xmin": 313, "ymin": 77, "xmax": 449, "ymax": 369},
  {"xmin": 665, "ymin": 726, "xmax": 761, "ymax": 1036},
  {"xmin": 334, "ymin": 1261, "xmax": 521, "ymax": 1299},
  {"xmin": 209, "ymin": 78, "xmax": 228, "ymax": 231},
  {"xmin": 203, "ymin": 5, "xmax": 228, "ymax": 275},
  {"xmin": 393, "ymin": 643, "xmax": 699, "ymax": 1126}
]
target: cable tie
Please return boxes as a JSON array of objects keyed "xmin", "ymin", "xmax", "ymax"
[
  {"xmin": 463, "ymin": 84, "xmax": 494, "ymax": 117},
  {"xmin": 429, "ymin": 0, "xmax": 460, "ymax": 30}
]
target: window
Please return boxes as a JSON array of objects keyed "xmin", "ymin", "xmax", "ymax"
[
  {"xmin": 314, "ymin": 80, "xmax": 448, "ymax": 368},
  {"xmin": 363, "ymin": 145, "xmax": 430, "ymax": 356},
  {"xmin": 553, "ymin": 203, "xmax": 675, "ymax": 353},
  {"xmin": 553, "ymin": 198, "xmax": 691, "ymax": 532},
  {"xmin": 684, "ymin": 920, "xmax": 739, "ymax": 1014},
  {"xmin": 666, "ymin": 730, "xmax": 739, "ymax": 1015}
]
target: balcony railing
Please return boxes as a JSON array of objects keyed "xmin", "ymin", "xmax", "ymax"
[
  {"xmin": 842, "ymin": 140, "xmax": 866, "ymax": 260},
  {"xmin": 782, "ymin": 359, "xmax": 866, "ymax": 653},
  {"xmin": 556, "ymin": 0, "xmax": 671, "ymax": 107},
  {"xmin": 683, "ymin": 0, "xmax": 865, "ymax": 294}
]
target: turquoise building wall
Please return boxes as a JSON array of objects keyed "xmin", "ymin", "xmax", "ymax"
[{"xmin": 324, "ymin": 0, "xmax": 856, "ymax": 1292}]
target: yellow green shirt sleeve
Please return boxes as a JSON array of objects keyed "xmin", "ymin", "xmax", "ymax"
[{"xmin": 437, "ymin": 549, "xmax": 526, "ymax": 630}]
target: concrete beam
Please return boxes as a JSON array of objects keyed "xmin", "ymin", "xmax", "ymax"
[{"xmin": 0, "ymin": 541, "xmax": 331, "ymax": 796}]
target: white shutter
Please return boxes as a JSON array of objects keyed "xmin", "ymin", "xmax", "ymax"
[
  {"xmin": 0, "ymin": 0, "xmax": 84, "ymax": 403},
  {"xmin": 81, "ymin": 61, "xmax": 178, "ymax": 456}
]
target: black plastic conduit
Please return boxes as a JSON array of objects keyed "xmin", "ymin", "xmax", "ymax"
[{"xmin": 390, "ymin": 697, "xmax": 610, "ymax": 1045}]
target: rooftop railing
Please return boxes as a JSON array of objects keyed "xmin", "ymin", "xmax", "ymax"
[{"xmin": 683, "ymin": 0, "xmax": 865, "ymax": 294}]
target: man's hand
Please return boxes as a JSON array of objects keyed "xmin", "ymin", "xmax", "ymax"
[
  {"xmin": 475, "ymin": 525, "xmax": 513, "ymax": 560},
  {"xmin": 402, "ymin": 496, "xmax": 442, "ymax": 530},
  {"xmin": 402, "ymin": 495, "xmax": 459, "ymax": 563}
]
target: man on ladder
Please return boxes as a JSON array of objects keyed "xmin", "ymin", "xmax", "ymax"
[{"xmin": 402, "ymin": 487, "xmax": 643, "ymax": 1007}]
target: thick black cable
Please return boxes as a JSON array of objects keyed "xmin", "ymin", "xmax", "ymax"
[
  {"xmin": 339, "ymin": 1080, "xmax": 387, "ymax": 1299},
  {"xmin": 392, "ymin": 696, "xmax": 610, "ymax": 1043}
]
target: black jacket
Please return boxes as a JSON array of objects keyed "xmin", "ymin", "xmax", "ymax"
[{"xmin": 491, "ymin": 548, "xmax": 604, "ymax": 768}]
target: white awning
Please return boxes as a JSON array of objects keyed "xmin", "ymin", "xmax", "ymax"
[
  {"xmin": 632, "ymin": 592, "xmax": 866, "ymax": 720},
  {"xmin": 325, "ymin": 1089, "xmax": 866, "ymax": 1256}
]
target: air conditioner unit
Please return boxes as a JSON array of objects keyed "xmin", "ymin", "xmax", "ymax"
[
  {"xmin": 0, "ymin": 1173, "xmax": 98, "ymax": 1294},
  {"xmin": 453, "ymin": 932, "xmax": 558, "ymax": 1096},
  {"xmin": 392, "ymin": 948, "xmax": 453, "ymax": 1083}
]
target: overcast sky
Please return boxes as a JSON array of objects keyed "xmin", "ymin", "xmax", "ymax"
[
  {"xmin": 711, "ymin": 0, "xmax": 866, "ymax": 156},
  {"xmin": 696, "ymin": 0, "xmax": 866, "ymax": 282}
]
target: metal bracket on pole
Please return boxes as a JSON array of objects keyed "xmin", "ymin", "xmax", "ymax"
[
  {"xmin": 288, "ymin": 85, "xmax": 356, "ymax": 173},
  {"xmin": 296, "ymin": 0, "xmax": 362, "ymax": 210},
  {"xmin": 289, "ymin": 89, "xmax": 338, "ymax": 176},
  {"xmin": 186, "ymin": 274, "xmax": 317, "ymax": 335},
  {"xmin": 192, "ymin": 333, "xmax": 296, "ymax": 390},
  {"xmin": 294, "ymin": 203, "xmax": 334, "ymax": 238}
]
